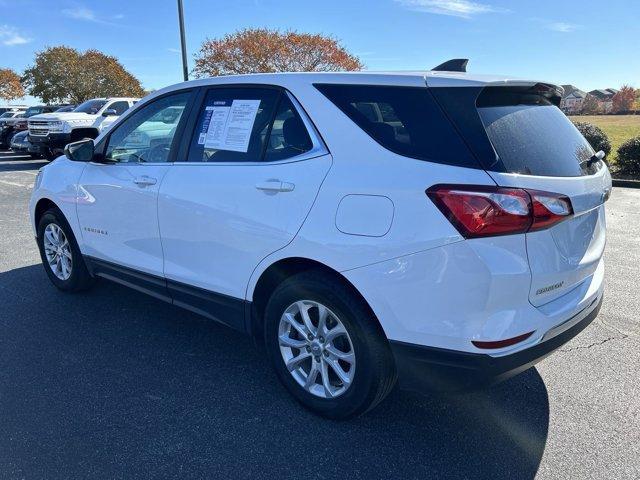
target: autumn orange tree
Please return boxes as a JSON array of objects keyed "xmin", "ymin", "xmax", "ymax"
[
  {"xmin": 612, "ymin": 85, "xmax": 636, "ymax": 113},
  {"xmin": 22, "ymin": 46, "xmax": 145, "ymax": 104},
  {"xmin": 0, "ymin": 68, "xmax": 25, "ymax": 101},
  {"xmin": 193, "ymin": 28, "xmax": 363, "ymax": 77}
]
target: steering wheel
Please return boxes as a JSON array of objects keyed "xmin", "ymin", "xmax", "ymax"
[{"xmin": 146, "ymin": 143, "xmax": 171, "ymax": 163}]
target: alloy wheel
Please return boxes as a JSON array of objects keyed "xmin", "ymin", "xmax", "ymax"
[
  {"xmin": 43, "ymin": 223, "xmax": 73, "ymax": 281},
  {"xmin": 278, "ymin": 300, "xmax": 356, "ymax": 399}
]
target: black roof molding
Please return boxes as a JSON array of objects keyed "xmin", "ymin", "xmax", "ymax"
[{"xmin": 432, "ymin": 59, "xmax": 469, "ymax": 73}]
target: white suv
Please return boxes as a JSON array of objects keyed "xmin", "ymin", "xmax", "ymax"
[
  {"xmin": 29, "ymin": 69, "xmax": 611, "ymax": 418},
  {"xmin": 28, "ymin": 98, "xmax": 138, "ymax": 159}
]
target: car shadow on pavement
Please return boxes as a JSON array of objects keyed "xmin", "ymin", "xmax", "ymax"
[
  {"xmin": 0, "ymin": 264, "xmax": 550, "ymax": 480},
  {"xmin": 0, "ymin": 156, "xmax": 47, "ymax": 172}
]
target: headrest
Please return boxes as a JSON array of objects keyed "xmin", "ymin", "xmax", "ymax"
[{"xmin": 283, "ymin": 116, "xmax": 311, "ymax": 150}]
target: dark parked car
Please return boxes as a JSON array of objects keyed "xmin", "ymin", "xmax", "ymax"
[
  {"xmin": 0, "ymin": 105, "xmax": 68, "ymax": 149},
  {"xmin": 9, "ymin": 130, "xmax": 39, "ymax": 157}
]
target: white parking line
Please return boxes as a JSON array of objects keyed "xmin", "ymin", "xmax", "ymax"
[
  {"xmin": 0, "ymin": 154, "xmax": 31, "ymax": 160},
  {"xmin": 0, "ymin": 179, "xmax": 33, "ymax": 188}
]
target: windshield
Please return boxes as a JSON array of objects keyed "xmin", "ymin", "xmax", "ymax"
[
  {"xmin": 0, "ymin": 112, "xmax": 15, "ymax": 119},
  {"xmin": 25, "ymin": 107, "xmax": 44, "ymax": 117},
  {"xmin": 55, "ymin": 105, "xmax": 75, "ymax": 112},
  {"xmin": 74, "ymin": 100, "xmax": 107, "ymax": 114}
]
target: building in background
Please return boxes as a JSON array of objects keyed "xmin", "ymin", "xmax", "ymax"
[
  {"xmin": 560, "ymin": 85, "xmax": 587, "ymax": 114},
  {"xmin": 588, "ymin": 88, "xmax": 619, "ymax": 113}
]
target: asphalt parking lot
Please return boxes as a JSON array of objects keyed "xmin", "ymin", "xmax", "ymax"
[{"xmin": 0, "ymin": 150, "xmax": 638, "ymax": 479}]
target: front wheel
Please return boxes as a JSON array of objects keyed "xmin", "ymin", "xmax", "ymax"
[
  {"xmin": 37, "ymin": 208, "xmax": 94, "ymax": 292},
  {"xmin": 264, "ymin": 271, "xmax": 397, "ymax": 419}
]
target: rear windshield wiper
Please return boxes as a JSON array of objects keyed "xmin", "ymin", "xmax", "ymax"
[{"xmin": 582, "ymin": 150, "xmax": 605, "ymax": 168}]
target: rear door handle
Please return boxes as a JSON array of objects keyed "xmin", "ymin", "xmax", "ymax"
[
  {"xmin": 133, "ymin": 175, "xmax": 157, "ymax": 186},
  {"xmin": 255, "ymin": 180, "xmax": 295, "ymax": 193}
]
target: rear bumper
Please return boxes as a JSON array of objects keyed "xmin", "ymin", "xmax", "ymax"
[{"xmin": 390, "ymin": 295, "xmax": 603, "ymax": 393}]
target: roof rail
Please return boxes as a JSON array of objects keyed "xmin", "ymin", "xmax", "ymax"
[{"xmin": 432, "ymin": 59, "xmax": 468, "ymax": 73}]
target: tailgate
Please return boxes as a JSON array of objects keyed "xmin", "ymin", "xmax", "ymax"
[
  {"xmin": 430, "ymin": 83, "xmax": 613, "ymax": 307},
  {"xmin": 488, "ymin": 167, "xmax": 611, "ymax": 306}
]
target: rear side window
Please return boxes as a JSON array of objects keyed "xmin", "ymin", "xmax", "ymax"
[
  {"xmin": 477, "ymin": 88, "xmax": 596, "ymax": 177},
  {"xmin": 264, "ymin": 95, "xmax": 313, "ymax": 162},
  {"xmin": 314, "ymin": 84, "xmax": 479, "ymax": 168}
]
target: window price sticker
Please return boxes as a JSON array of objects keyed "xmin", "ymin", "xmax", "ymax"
[{"xmin": 199, "ymin": 99, "xmax": 261, "ymax": 152}]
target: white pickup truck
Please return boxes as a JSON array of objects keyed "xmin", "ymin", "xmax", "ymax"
[{"xmin": 28, "ymin": 97, "xmax": 138, "ymax": 159}]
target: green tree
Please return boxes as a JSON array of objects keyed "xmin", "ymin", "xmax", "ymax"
[
  {"xmin": 22, "ymin": 46, "xmax": 145, "ymax": 103},
  {"xmin": 0, "ymin": 68, "xmax": 25, "ymax": 101}
]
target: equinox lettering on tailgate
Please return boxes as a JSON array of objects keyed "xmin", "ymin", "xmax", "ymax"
[{"xmin": 536, "ymin": 281, "xmax": 564, "ymax": 295}]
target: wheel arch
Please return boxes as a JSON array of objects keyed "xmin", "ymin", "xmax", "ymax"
[
  {"xmin": 248, "ymin": 256, "xmax": 387, "ymax": 341},
  {"xmin": 34, "ymin": 197, "xmax": 61, "ymax": 232}
]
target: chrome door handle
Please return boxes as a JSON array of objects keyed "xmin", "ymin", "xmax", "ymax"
[
  {"xmin": 255, "ymin": 180, "xmax": 295, "ymax": 193},
  {"xmin": 133, "ymin": 175, "xmax": 157, "ymax": 186}
]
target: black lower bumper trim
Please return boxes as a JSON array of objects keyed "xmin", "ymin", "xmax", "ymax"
[
  {"xmin": 29, "ymin": 133, "xmax": 72, "ymax": 151},
  {"xmin": 390, "ymin": 296, "xmax": 603, "ymax": 393}
]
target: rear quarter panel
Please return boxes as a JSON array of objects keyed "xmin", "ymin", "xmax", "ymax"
[{"xmin": 246, "ymin": 82, "xmax": 499, "ymax": 299}]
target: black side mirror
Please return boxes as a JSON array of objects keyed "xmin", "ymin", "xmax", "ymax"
[
  {"xmin": 64, "ymin": 138, "xmax": 95, "ymax": 162},
  {"xmin": 102, "ymin": 109, "xmax": 117, "ymax": 117}
]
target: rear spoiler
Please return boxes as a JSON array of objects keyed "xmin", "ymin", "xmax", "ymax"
[{"xmin": 476, "ymin": 83, "xmax": 564, "ymax": 107}]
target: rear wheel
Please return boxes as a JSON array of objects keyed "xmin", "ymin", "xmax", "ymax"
[
  {"xmin": 37, "ymin": 208, "xmax": 94, "ymax": 292},
  {"xmin": 264, "ymin": 271, "xmax": 396, "ymax": 419}
]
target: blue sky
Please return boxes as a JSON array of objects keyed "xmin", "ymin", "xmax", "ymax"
[{"xmin": 1, "ymin": 0, "xmax": 638, "ymax": 104}]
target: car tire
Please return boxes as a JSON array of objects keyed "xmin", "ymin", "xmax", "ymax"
[
  {"xmin": 43, "ymin": 150, "xmax": 58, "ymax": 161},
  {"xmin": 264, "ymin": 270, "xmax": 397, "ymax": 419},
  {"xmin": 37, "ymin": 208, "xmax": 95, "ymax": 292}
]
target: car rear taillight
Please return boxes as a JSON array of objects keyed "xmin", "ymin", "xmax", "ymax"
[
  {"xmin": 426, "ymin": 185, "xmax": 573, "ymax": 238},
  {"xmin": 528, "ymin": 190, "xmax": 573, "ymax": 231}
]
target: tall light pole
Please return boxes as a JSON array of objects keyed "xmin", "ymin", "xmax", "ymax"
[{"xmin": 177, "ymin": 0, "xmax": 189, "ymax": 81}]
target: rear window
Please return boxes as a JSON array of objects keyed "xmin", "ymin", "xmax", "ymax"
[
  {"xmin": 314, "ymin": 84, "xmax": 479, "ymax": 169},
  {"xmin": 477, "ymin": 88, "xmax": 597, "ymax": 177}
]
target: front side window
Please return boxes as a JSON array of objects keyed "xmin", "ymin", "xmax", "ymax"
[{"xmin": 104, "ymin": 92, "xmax": 190, "ymax": 163}]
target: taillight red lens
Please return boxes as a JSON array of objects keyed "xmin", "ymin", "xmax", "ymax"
[
  {"xmin": 528, "ymin": 190, "xmax": 573, "ymax": 231},
  {"xmin": 427, "ymin": 185, "xmax": 573, "ymax": 238}
]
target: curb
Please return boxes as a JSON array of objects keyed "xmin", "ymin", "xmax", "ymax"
[{"xmin": 612, "ymin": 178, "xmax": 640, "ymax": 189}]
